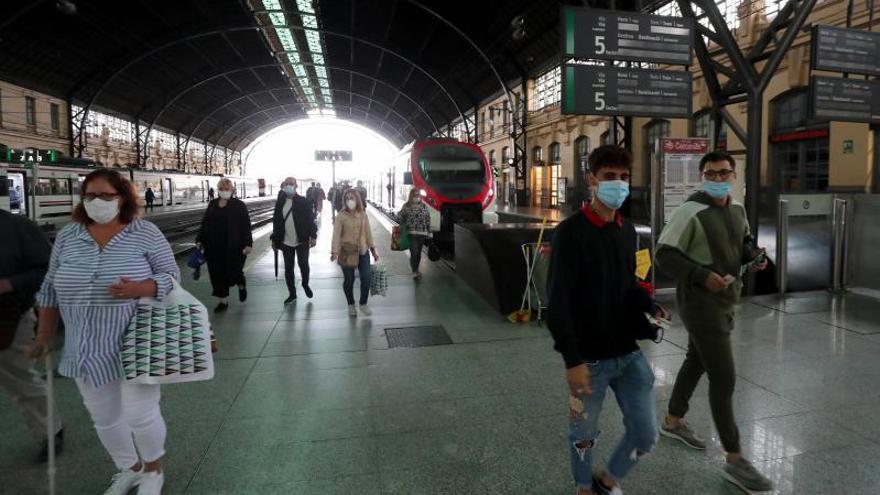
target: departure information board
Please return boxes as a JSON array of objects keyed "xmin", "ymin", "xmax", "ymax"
[
  {"xmin": 811, "ymin": 25, "xmax": 880, "ymax": 77},
  {"xmin": 562, "ymin": 7, "xmax": 693, "ymax": 65},
  {"xmin": 561, "ymin": 64, "xmax": 692, "ymax": 118},
  {"xmin": 810, "ymin": 76, "xmax": 880, "ymax": 124}
]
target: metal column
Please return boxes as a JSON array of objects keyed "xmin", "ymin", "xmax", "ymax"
[{"xmin": 776, "ymin": 199, "xmax": 789, "ymax": 295}]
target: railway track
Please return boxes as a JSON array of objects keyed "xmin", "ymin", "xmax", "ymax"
[{"xmin": 153, "ymin": 199, "xmax": 277, "ymax": 256}]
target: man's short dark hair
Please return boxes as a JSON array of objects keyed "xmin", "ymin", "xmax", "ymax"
[
  {"xmin": 587, "ymin": 145, "xmax": 633, "ymax": 174},
  {"xmin": 699, "ymin": 151, "xmax": 736, "ymax": 172}
]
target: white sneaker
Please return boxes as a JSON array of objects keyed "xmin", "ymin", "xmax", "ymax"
[
  {"xmin": 359, "ymin": 304, "xmax": 372, "ymax": 316},
  {"xmin": 348, "ymin": 305, "xmax": 357, "ymax": 317},
  {"xmin": 137, "ymin": 470, "xmax": 164, "ymax": 495},
  {"xmin": 104, "ymin": 467, "xmax": 145, "ymax": 495}
]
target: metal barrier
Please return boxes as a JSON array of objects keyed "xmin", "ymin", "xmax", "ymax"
[
  {"xmin": 831, "ymin": 198, "xmax": 849, "ymax": 293},
  {"xmin": 776, "ymin": 199, "xmax": 789, "ymax": 296}
]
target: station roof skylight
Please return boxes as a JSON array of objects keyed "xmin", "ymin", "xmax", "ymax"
[{"xmin": 254, "ymin": 0, "xmax": 333, "ymax": 112}]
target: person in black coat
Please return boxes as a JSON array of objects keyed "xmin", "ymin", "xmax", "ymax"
[
  {"xmin": 271, "ymin": 177, "xmax": 318, "ymax": 304},
  {"xmin": 145, "ymin": 187, "xmax": 155, "ymax": 212},
  {"xmin": 196, "ymin": 178, "xmax": 253, "ymax": 312}
]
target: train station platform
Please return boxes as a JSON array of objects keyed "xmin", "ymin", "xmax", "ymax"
[{"xmin": 4, "ymin": 208, "xmax": 880, "ymax": 494}]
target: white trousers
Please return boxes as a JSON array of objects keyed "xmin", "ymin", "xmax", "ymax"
[
  {"xmin": 0, "ymin": 310, "xmax": 62, "ymax": 438},
  {"xmin": 75, "ymin": 377, "xmax": 166, "ymax": 469}
]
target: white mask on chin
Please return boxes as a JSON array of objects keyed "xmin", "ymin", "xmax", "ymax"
[
  {"xmin": 218, "ymin": 190, "xmax": 232, "ymax": 200},
  {"xmin": 346, "ymin": 199, "xmax": 357, "ymax": 210},
  {"xmin": 83, "ymin": 198, "xmax": 120, "ymax": 224}
]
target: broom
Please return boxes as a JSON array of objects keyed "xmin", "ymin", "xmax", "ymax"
[{"xmin": 509, "ymin": 218, "xmax": 548, "ymax": 323}]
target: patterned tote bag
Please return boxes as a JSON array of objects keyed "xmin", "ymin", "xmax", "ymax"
[{"xmin": 120, "ymin": 279, "xmax": 215, "ymax": 385}]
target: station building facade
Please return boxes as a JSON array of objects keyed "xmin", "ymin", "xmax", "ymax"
[
  {"xmin": 476, "ymin": 0, "xmax": 878, "ymax": 220},
  {"xmin": 0, "ymin": 80, "xmax": 242, "ymax": 176}
]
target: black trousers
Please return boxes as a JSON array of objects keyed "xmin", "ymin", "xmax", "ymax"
[
  {"xmin": 206, "ymin": 250, "xmax": 246, "ymax": 298},
  {"xmin": 145, "ymin": 199, "xmax": 154, "ymax": 212},
  {"xmin": 281, "ymin": 243, "xmax": 310, "ymax": 296}
]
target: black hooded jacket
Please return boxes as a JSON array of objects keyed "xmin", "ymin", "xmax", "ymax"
[{"xmin": 271, "ymin": 191, "xmax": 318, "ymax": 246}]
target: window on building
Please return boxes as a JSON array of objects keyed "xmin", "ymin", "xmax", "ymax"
[
  {"xmin": 549, "ymin": 142, "xmax": 561, "ymax": 163},
  {"xmin": 771, "ymin": 89, "xmax": 829, "ymax": 193},
  {"xmin": 532, "ymin": 146, "xmax": 543, "ymax": 165},
  {"xmin": 25, "ymin": 97, "xmax": 36, "ymax": 126},
  {"xmin": 575, "ymin": 136, "xmax": 590, "ymax": 174},
  {"xmin": 600, "ymin": 130, "xmax": 611, "ymax": 146},
  {"xmin": 489, "ymin": 149, "xmax": 496, "ymax": 166},
  {"xmin": 692, "ymin": 109, "xmax": 729, "ymax": 150},
  {"xmin": 50, "ymin": 103, "xmax": 60, "ymax": 131},
  {"xmin": 0, "ymin": 88, "xmax": 3, "ymax": 127},
  {"xmin": 532, "ymin": 66, "xmax": 561, "ymax": 111},
  {"xmin": 644, "ymin": 119, "xmax": 670, "ymax": 181},
  {"xmin": 501, "ymin": 146, "xmax": 510, "ymax": 165}
]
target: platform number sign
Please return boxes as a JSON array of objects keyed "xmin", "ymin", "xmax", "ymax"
[{"xmin": 315, "ymin": 150, "xmax": 353, "ymax": 162}]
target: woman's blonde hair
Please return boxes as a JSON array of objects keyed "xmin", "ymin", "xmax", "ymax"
[
  {"xmin": 217, "ymin": 178, "xmax": 234, "ymax": 190},
  {"xmin": 343, "ymin": 189, "xmax": 364, "ymax": 212}
]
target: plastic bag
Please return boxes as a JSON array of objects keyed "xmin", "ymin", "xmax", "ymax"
[
  {"xmin": 370, "ymin": 263, "xmax": 388, "ymax": 297},
  {"xmin": 119, "ymin": 279, "xmax": 215, "ymax": 385},
  {"xmin": 391, "ymin": 225, "xmax": 410, "ymax": 251}
]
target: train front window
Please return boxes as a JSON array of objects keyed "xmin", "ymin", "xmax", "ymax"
[{"xmin": 418, "ymin": 146, "xmax": 485, "ymax": 183}]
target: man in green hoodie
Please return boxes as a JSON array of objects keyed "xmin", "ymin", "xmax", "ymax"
[{"xmin": 655, "ymin": 151, "xmax": 772, "ymax": 493}]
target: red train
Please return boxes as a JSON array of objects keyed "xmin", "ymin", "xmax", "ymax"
[{"xmin": 366, "ymin": 139, "xmax": 497, "ymax": 239}]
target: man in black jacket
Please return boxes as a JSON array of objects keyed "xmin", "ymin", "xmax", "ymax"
[
  {"xmin": 0, "ymin": 210, "xmax": 63, "ymax": 462},
  {"xmin": 271, "ymin": 177, "xmax": 318, "ymax": 304},
  {"xmin": 547, "ymin": 146, "xmax": 665, "ymax": 495}
]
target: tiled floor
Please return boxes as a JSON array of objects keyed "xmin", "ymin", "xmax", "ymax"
[{"xmin": 3, "ymin": 209, "xmax": 880, "ymax": 494}]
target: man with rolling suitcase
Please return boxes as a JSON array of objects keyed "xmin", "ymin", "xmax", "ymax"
[{"xmin": 0, "ymin": 209, "xmax": 63, "ymax": 462}]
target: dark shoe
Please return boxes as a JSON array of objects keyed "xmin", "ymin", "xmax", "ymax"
[
  {"xmin": 284, "ymin": 294, "xmax": 297, "ymax": 304},
  {"xmin": 38, "ymin": 429, "xmax": 63, "ymax": 463},
  {"xmin": 214, "ymin": 302, "xmax": 229, "ymax": 313},
  {"xmin": 239, "ymin": 286, "xmax": 247, "ymax": 302},
  {"xmin": 303, "ymin": 285, "xmax": 313, "ymax": 299},
  {"xmin": 592, "ymin": 475, "xmax": 622, "ymax": 495}
]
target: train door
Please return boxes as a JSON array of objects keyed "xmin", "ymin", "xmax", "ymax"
[
  {"xmin": 6, "ymin": 170, "xmax": 28, "ymax": 216},
  {"xmin": 163, "ymin": 178, "xmax": 172, "ymax": 206}
]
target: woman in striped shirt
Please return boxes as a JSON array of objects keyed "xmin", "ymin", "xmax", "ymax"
[{"xmin": 30, "ymin": 169, "xmax": 179, "ymax": 495}]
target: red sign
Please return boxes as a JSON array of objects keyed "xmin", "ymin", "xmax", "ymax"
[{"xmin": 661, "ymin": 138, "xmax": 709, "ymax": 154}]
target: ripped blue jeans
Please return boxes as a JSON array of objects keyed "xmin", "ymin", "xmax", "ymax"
[{"xmin": 569, "ymin": 350, "xmax": 657, "ymax": 489}]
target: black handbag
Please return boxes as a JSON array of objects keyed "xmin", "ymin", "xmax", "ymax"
[{"xmin": 427, "ymin": 239, "xmax": 441, "ymax": 262}]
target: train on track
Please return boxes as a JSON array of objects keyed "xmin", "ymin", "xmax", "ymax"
[
  {"xmin": 1, "ymin": 148, "xmax": 274, "ymax": 232},
  {"xmin": 365, "ymin": 139, "xmax": 496, "ymax": 241}
]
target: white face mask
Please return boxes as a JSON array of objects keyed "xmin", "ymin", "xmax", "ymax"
[
  {"xmin": 218, "ymin": 190, "xmax": 232, "ymax": 200},
  {"xmin": 83, "ymin": 198, "xmax": 119, "ymax": 224},
  {"xmin": 346, "ymin": 199, "xmax": 357, "ymax": 210}
]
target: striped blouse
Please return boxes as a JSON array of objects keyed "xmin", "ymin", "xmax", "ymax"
[{"xmin": 36, "ymin": 218, "xmax": 179, "ymax": 387}]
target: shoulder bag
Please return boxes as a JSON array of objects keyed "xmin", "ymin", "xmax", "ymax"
[{"xmin": 338, "ymin": 213, "xmax": 364, "ymax": 268}]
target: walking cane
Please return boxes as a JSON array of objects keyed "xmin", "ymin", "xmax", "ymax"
[{"xmin": 45, "ymin": 353, "xmax": 56, "ymax": 495}]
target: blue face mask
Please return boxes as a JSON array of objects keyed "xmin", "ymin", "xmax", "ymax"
[
  {"xmin": 283, "ymin": 185, "xmax": 296, "ymax": 195},
  {"xmin": 596, "ymin": 180, "xmax": 630, "ymax": 210},
  {"xmin": 702, "ymin": 181, "xmax": 732, "ymax": 199}
]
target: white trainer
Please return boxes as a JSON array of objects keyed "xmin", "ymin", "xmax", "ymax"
[
  {"xmin": 359, "ymin": 304, "xmax": 372, "ymax": 316},
  {"xmin": 348, "ymin": 305, "xmax": 357, "ymax": 317},
  {"xmin": 137, "ymin": 470, "xmax": 165, "ymax": 495},
  {"xmin": 104, "ymin": 467, "xmax": 145, "ymax": 495}
]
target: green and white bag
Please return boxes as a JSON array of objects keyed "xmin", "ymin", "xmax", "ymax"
[
  {"xmin": 370, "ymin": 262, "xmax": 388, "ymax": 297},
  {"xmin": 119, "ymin": 279, "xmax": 215, "ymax": 385}
]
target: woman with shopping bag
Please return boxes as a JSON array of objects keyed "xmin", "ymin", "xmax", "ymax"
[
  {"xmin": 331, "ymin": 190, "xmax": 379, "ymax": 317},
  {"xmin": 28, "ymin": 169, "xmax": 179, "ymax": 495},
  {"xmin": 396, "ymin": 188, "xmax": 431, "ymax": 280}
]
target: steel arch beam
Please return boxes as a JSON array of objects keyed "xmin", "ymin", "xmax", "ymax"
[
  {"xmin": 210, "ymin": 102, "xmax": 413, "ymax": 162},
  {"xmin": 178, "ymin": 64, "xmax": 441, "ymax": 144},
  {"xmin": 210, "ymin": 97, "xmax": 417, "ymax": 159},
  {"xmin": 69, "ymin": 25, "xmax": 468, "ymax": 156}
]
